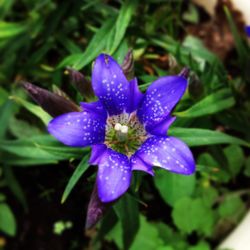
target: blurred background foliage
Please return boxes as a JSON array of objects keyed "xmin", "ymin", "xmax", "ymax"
[{"xmin": 0, "ymin": 0, "xmax": 250, "ymax": 249}]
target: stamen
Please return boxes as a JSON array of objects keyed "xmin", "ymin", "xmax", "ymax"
[
  {"xmin": 114, "ymin": 123, "xmax": 122, "ymax": 131},
  {"xmin": 120, "ymin": 125, "xmax": 128, "ymax": 134}
]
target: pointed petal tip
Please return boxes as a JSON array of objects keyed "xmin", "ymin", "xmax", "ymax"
[
  {"xmin": 92, "ymin": 54, "xmax": 130, "ymax": 115},
  {"xmin": 134, "ymin": 136, "xmax": 196, "ymax": 175},
  {"xmin": 137, "ymin": 76, "xmax": 187, "ymax": 127}
]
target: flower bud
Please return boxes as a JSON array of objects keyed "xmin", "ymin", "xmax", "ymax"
[
  {"xmin": 85, "ymin": 183, "xmax": 111, "ymax": 230},
  {"xmin": 121, "ymin": 49, "xmax": 134, "ymax": 80},
  {"xmin": 21, "ymin": 81, "xmax": 80, "ymax": 117},
  {"xmin": 66, "ymin": 67, "xmax": 94, "ymax": 99},
  {"xmin": 179, "ymin": 67, "xmax": 190, "ymax": 79}
]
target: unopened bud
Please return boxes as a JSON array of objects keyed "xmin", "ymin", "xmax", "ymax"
[
  {"xmin": 179, "ymin": 67, "xmax": 190, "ymax": 79},
  {"xmin": 21, "ymin": 81, "xmax": 80, "ymax": 117},
  {"xmin": 121, "ymin": 49, "xmax": 134, "ymax": 80},
  {"xmin": 66, "ymin": 67, "xmax": 94, "ymax": 99},
  {"xmin": 85, "ymin": 183, "xmax": 111, "ymax": 230}
]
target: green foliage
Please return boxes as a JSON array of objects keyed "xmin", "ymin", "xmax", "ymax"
[
  {"xmin": 218, "ymin": 196, "xmax": 245, "ymax": 222},
  {"xmin": 114, "ymin": 193, "xmax": 140, "ymax": 249},
  {"xmin": 154, "ymin": 169, "xmax": 196, "ymax": 206},
  {"xmin": 0, "ymin": 203, "xmax": 16, "ymax": 236},
  {"xmin": 172, "ymin": 197, "xmax": 215, "ymax": 236},
  {"xmin": 176, "ymin": 89, "xmax": 235, "ymax": 118},
  {"xmin": 169, "ymin": 128, "xmax": 249, "ymax": 147},
  {"xmin": 61, "ymin": 155, "xmax": 89, "ymax": 203}
]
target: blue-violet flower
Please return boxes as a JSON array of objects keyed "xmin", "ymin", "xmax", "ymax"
[
  {"xmin": 48, "ymin": 54, "xmax": 195, "ymax": 203},
  {"xmin": 245, "ymin": 26, "xmax": 250, "ymax": 37}
]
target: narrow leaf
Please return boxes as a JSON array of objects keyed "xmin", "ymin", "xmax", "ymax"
[
  {"xmin": 176, "ymin": 89, "xmax": 235, "ymax": 117},
  {"xmin": 10, "ymin": 96, "xmax": 51, "ymax": 125},
  {"xmin": 110, "ymin": 0, "xmax": 138, "ymax": 54},
  {"xmin": 169, "ymin": 128, "xmax": 249, "ymax": 147},
  {"xmin": 61, "ymin": 156, "xmax": 89, "ymax": 203},
  {"xmin": 0, "ymin": 21, "xmax": 26, "ymax": 39},
  {"xmin": 70, "ymin": 18, "xmax": 115, "ymax": 70},
  {"xmin": 114, "ymin": 193, "xmax": 140, "ymax": 249}
]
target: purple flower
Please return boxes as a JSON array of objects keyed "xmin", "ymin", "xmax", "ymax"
[
  {"xmin": 48, "ymin": 54, "xmax": 195, "ymax": 203},
  {"xmin": 245, "ymin": 26, "xmax": 250, "ymax": 37}
]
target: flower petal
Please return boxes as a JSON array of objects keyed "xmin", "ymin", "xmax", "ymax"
[
  {"xmin": 89, "ymin": 144, "xmax": 107, "ymax": 165},
  {"xmin": 92, "ymin": 54, "xmax": 131, "ymax": 115},
  {"xmin": 48, "ymin": 111, "xmax": 105, "ymax": 147},
  {"xmin": 97, "ymin": 149, "xmax": 132, "ymax": 202},
  {"xmin": 80, "ymin": 100, "xmax": 107, "ymax": 119},
  {"xmin": 245, "ymin": 26, "xmax": 250, "ymax": 37},
  {"xmin": 137, "ymin": 76, "xmax": 187, "ymax": 128},
  {"xmin": 134, "ymin": 136, "xmax": 195, "ymax": 175},
  {"xmin": 127, "ymin": 78, "xmax": 144, "ymax": 113},
  {"xmin": 146, "ymin": 115, "xmax": 176, "ymax": 136},
  {"xmin": 130, "ymin": 154, "xmax": 154, "ymax": 176}
]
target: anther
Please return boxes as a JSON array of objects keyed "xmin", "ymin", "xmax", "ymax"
[
  {"xmin": 114, "ymin": 123, "xmax": 122, "ymax": 131},
  {"xmin": 120, "ymin": 125, "xmax": 128, "ymax": 134}
]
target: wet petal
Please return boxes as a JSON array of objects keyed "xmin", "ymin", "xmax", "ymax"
[
  {"xmin": 92, "ymin": 54, "xmax": 130, "ymax": 115},
  {"xmin": 146, "ymin": 115, "xmax": 176, "ymax": 136},
  {"xmin": 130, "ymin": 154, "xmax": 154, "ymax": 176},
  {"xmin": 97, "ymin": 149, "xmax": 132, "ymax": 202},
  {"xmin": 127, "ymin": 78, "xmax": 144, "ymax": 113},
  {"xmin": 80, "ymin": 101, "xmax": 107, "ymax": 119},
  {"xmin": 137, "ymin": 76, "xmax": 187, "ymax": 127},
  {"xmin": 89, "ymin": 144, "xmax": 107, "ymax": 165},
  {"xmin": 134, "ymin": 136, "xmax": 195, "ymax": 175},
  {"xmin": 48, "ymin": 111, "xmax": 105, "ymax": 147}
]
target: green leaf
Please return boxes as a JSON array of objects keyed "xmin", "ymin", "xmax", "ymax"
[
  {"xmin": 10, "ymin": 96, "xmax": 51, "ymax": 125},
  {"xmin": 168, "ymin": 128, "xmax": 249, "ymax": 147},
  {"xmin": 3, "ymin": 165, "xmax": 28, "ymax": 211},
  {"xmin": 200, "ymin": 186, "xmax": 218, "ymax": 208},
  {"xmin": 172, "ymin": 197, "xmax": 215, "ymax": 236},
  {"xmin": 0, "ymin": 153, "xmax": 58, "ymax": 166},
  {"xmin": 130, "ymin": 216, "xmax": 164, "ymax": 250},
  {"xmin": 0, "ymin": 203, "xmax": 16, "ymax": 236},
  {"xmin": 8, "ymin": 117, "xmax": 41, "ymax": 139},
  {"xmin": 109, "ymin": 0, "xmax": 138, "ymax": 54},
  {"xmin": 0, "ymin": 21, "xmax": 26, "ymax": 39},
  {"xmin": 244, "ymin": 157, "xmax": 250, "ymax": 177},
  {"xmin": 223, "ymin": 145, "xmax": 244, "ymax": 177},
  {"xmin": 154, "ymin": 169, "xmax": 195, "ymax": 206},
  {"xmin": 155, "ymin": 222, "xmax": 188, "ymax": 250},
  {"xmin": 224, "ymin": 6, "xmax": 248, "ymax": 64},
  {"xmin": 197, "ymin": 153, "xmax": 231, "ymax": 183},
  {"xmin": 0, "ymin": 100, "xmax": 15, "ymax": 139},
  {"xmin": 0, "ymin": 193, "xmax": 6, "ymax": 202},
  {"xmin": 114, "ymin": 193, "xmax": 140, "ymax": 249},
  {"xmin": 187, "ymin": 241, "xmax": 211, "ymax": 250},
  {"xmin": 218, "ymin": 196, "xmax": 245, "ymax": 221},
  {"xmin": 61, "ymin": 156, "xmax": 89, "ymax": 203},
  {"xmin": 0, "ymin": 87, "xmax": 8, "ymax": 105},
  {"xmin": 176, "ymin": 89, "xmax": 235, "ymax": 117},
  {"xmin": 0, "ymin": 135, "xmax": 85, "ymax": 161},
  {"xmin": 69, "ymin": 18, "xmax": 115, "ymax": 70}
]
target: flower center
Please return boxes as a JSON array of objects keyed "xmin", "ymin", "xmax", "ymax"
[{"xmin": 105, "ymin": 112, "xmax": 147, "ymax": 156}]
